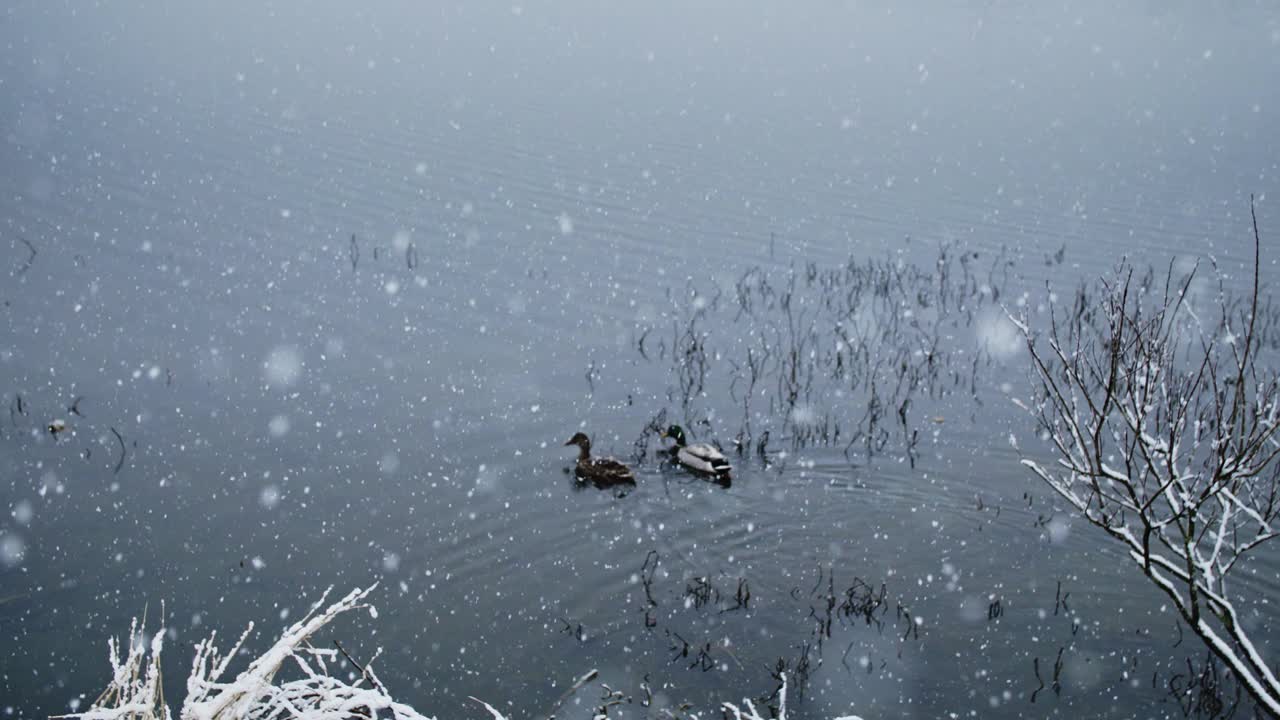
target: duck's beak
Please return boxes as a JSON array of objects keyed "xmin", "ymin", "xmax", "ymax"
[
  {"xmin": 658, "ymin": 430, "xmax": 668, "ymax": 439},
  {"xmin": 564, "ymin": 438, "xmax": 574, "ymax": 446}
]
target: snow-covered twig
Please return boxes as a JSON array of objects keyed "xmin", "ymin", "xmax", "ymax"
[
  {"xmin": 722, "ymin": 673, "xmax": 785, "ymax": 720},
  {"xmin": 53, "ymin": 614, "xmax": 170, "ymax": 720},
  {"xmin": 1011, "ymin": 200, "xmax": 1280, "ymax": 715},
  {"xmin": 66, "ymin": 592, "xmax": 865, "ymax": 720},
  {"xmin": 62, "ymin": 585, "xmax": 438, "ymax": 720}
]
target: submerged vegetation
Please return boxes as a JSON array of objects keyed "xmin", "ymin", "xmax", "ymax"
[{"xmin": 635, "ymin": 244, "xmax": 1022, "ymax": 467}]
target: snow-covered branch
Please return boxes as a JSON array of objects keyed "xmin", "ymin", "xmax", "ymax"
[
  {"xmin": 62, "ymin": 588, "xmax": 861, "ymax": 720},
  {"xmin": 1012, "ymin": 200, "xmax": 1280, "ymax": 716},
  {"xmin": 59, "ymin": 585, "xmax": 437, "ymax": 720}
]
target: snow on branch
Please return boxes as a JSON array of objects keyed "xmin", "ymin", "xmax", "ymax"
[
  {"xmin": 1010, "ymin": 196, "xmax": 1280, "ymax": 716},
  {"xmin": 53, "ymin": 613, "xmax": 170, "ymax": 720},
  {"xmin": 63, "ymin": 589, "xmax": 865, "ymax": 720},
  {"xmin": 60, "ymin": 584, "xmax": 436, "ymax": 720}
]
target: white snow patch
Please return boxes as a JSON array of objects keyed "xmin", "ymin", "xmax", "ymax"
[
  {"xmin": 12, "ymin": 500, "xmax": 33, "ymax": 525},
  {"xmin": 474, "ymin": 464, "xmax": 500, "ymax": 494},
  {"xmin": 557, "ymin": 213, "xmax": 574, "ymax": 235},
  {"xmin": 0, "ymin": 533, "xmax": 25, "ymax": 567},
  {"xmin": 1047, "ymin": 517, "xmax": 1070, "ymax": 544},
  {"xmin": 975, "ymin": 311, "xmax": 1022, "ymax": 361},
  {"xmin": 382, "ymin": 552, "xmax": 401, "ymax": 572},
  {"xmin": 380, "ymin": 452, "xmax": 400, "ymax": 475},
  {"xmin": 790, "ymin": 404, "xmax": 820, "ymax": 427},
  {"xmin": 259, "ymin": 485, "xmax": 281, "ymax": 510},
  {"xmin": 268, "ymin": 415, "xmax": 291, "ymax": 438},
  {"xmin": 263, "ymin": 347, "xmax": 303, "ymax": 388}
]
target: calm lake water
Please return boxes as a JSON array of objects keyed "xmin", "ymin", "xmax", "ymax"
[{"xmin": 3, "ymin": 2, "xmax": 1279, "ymax": 718}]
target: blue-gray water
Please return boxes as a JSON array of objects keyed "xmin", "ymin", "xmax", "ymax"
[{"xmin": 2, "ymin": 2, "xmax": 1278, "ymax": 718}]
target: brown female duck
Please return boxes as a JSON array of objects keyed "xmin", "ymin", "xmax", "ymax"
[{"xmin": 564, "ymin": 432, "xmax": 636, "ymax": 486}]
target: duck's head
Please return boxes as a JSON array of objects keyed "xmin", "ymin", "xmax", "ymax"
[
  {"xmin": 659, "ymin": 425, "xmax": 687, "ymax": 446},
  {"xmin": 564, "ymin": 432, "xmax": 591, "ymax": 450}
]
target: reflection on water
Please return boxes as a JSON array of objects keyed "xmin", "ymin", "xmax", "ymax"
[{"xmin": 2, "ymin": 0, "xmax": 1279, "ymax": 717}]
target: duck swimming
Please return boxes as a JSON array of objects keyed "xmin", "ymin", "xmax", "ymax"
[
  {"xmin": 564, "ymin": 432, "xmax": 636, "ymax": 486},
  {"xmin": 660, "ymin": 425, "xmax": 731, "ymax": 477}
]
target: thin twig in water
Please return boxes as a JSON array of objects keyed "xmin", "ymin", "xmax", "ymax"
[
  {"xmin": 1052, "ymin": 647, "xmax": 1064, "ymax": 696},
  {"xmin": 1031, "ymin": 656, "xmax": 1046, "ymax": 703},
  {"xmin": 10, "ymin": 394, "xmax": 26, "ymax": 427},
  {"xmin": 110, "ymin": 426, "xmax": 127, "ymax": 474},
  {"xmin": 333, "ymin": 639, "xmax": 388, "ymax": 695},
  {"xmin": 1054, "ymin": 581, "xmax": 1070, "ymax": 616},
  {"xmin": 543, "ymin": 668, "xmax": 598, "ymax": 720},
  {"xmin": 16, "ymin": 238, "xmax": 37, "ymax": 276}
]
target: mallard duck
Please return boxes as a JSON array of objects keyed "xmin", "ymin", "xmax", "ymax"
[
  {"xmin": 564, "ymin": 432, "xmax": 636, "ymax": 486},
  {"xmin": 660, "ymin": 425, "xmax": 731, "ymax": 477}
]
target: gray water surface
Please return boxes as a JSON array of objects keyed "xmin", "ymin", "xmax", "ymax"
[{"xmin": 2, "ymin": 2, "xmax": 1279, "ymax": 718}]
